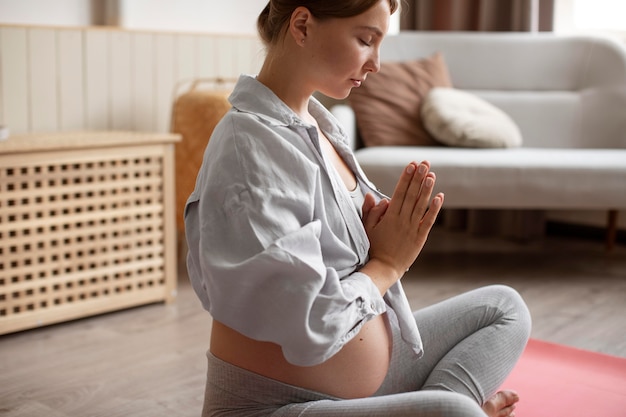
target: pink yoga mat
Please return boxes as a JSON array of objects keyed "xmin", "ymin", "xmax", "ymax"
[{"xmin": 500, "ymin": 339, "xmax": 626, "ymax": 417}]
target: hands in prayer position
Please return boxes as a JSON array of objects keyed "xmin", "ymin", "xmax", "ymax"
[{"xmin": 361, "ymin": 161, "xmax": 444, "ymax": 294}]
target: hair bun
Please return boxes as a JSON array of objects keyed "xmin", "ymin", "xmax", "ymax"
[{"xmin": 257, "ymin": 2, "xmax": 273, "ymax": 45}]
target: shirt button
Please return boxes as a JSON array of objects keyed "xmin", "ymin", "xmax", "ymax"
[{"xmin": 370, "ymin": 302, "xmax": 376, "ymax": 310}]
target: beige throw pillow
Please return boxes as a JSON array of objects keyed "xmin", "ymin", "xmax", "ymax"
[
  {"xmin": 348, "ymin": 53, "xmax": 453, "ymax": 147},
  {"xmin": 421, "ymin": 88, "xmax": 523, "ymax": 148}
]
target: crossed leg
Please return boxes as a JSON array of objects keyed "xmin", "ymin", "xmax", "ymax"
[
  {"xmin": 414, "ymin": 285, "xmax": 530, "ymax": 416},
  {"xmin": 367, "ymin": 285, "xmax": 531, "ymax": 417}
]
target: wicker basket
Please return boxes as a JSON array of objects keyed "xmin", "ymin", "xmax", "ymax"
[{"xmin": 171, "ymin": 79, "xmax": 234, "ymax": 238}]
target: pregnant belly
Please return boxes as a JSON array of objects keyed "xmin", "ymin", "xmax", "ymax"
[{"xmin": 210, "ymin": 314, "xmax": 393, "ymax": 399}]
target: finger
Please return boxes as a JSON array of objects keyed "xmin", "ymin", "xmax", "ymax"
[
  {"xmin": 364, "ymin": 199, "xmax": 389, "ymax": 230},
  {"xmin": 411, "ymin": 172, "xmax": 436, "ymax": 222},
  {"xmin": 387, "ymin": 163, "xmax": 416, "ymax": 215},
  {"xmin": 402, "ymin": 165, "xmax": 431, "ymax": 218},
  {"xmin": 419, "ymin": 193, "xmax": 444, "ymax": 232},
  {"xmin": 374, "ymin": 199, "xmax": 389, "ymax": 220},
  {"xmin": 389, "ymin": 161, "xmax": 429, "ymax": 215},
  {"xmin": 361, "ymin": 193, "xmax": 376, "ymax": 224}
]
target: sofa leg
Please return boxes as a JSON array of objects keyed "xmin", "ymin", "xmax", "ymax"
[{"xmin": 606, "ymin": 210, "xmax": 618, "ymax": 252}]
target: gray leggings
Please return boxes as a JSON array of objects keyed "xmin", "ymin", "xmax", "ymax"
[{"xmin": 202, "ymin": 285, "xmax": 532, "ymax": 416}]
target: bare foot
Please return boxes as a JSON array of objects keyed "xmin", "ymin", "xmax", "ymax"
[{"xmin": 481, "ymin": 390, "xmax": 519, "ymax": 417}]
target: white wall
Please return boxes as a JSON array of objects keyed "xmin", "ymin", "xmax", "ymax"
[
  {"xmin": 116, "ymin": 0, "xmax": 267, "ymax": 35},
  {"xmin": 0, "ymin": 0, "xmax": 268, "ymax": 35},
  {"xmin": 0, "ymin": 0, "xmax": 93, "ymax": 26},
  {"xmin": 554, "ymin": 0, "xmax": 626, "ymax": 42},
  {"xmin": 0, "ymin": 0, "xmax": 399, "ymax": 35},
  {"xmin": 117, "ymin": 0, "xmax": 400, "ymax": 35}
]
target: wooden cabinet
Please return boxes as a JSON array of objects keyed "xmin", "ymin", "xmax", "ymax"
[{"xmin": 0, "ymin": 131, "xmax": 180, "ymax": 334}]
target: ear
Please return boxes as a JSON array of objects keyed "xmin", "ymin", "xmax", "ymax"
[{"xmin": 289, "ymin": 6, "xmax": 312, "ymax": 46}]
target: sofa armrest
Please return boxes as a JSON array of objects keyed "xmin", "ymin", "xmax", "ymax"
[{"xmin": 331, "ymin": 104, "xmax": 358, "ymax": 150}]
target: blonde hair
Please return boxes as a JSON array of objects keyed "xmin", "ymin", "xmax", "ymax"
[{"xmin": 257, "ymin": 0, "xmax": 399, "ymax": 46}]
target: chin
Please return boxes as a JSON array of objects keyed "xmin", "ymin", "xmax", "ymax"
[{"xmin": 319, "ymin": 87, "xmax": 353, "ymax": 101}]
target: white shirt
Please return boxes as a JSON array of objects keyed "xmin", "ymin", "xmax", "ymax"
[{"xmin": 184, "ymin": 75, "xmax": 423, "ymax": 366}]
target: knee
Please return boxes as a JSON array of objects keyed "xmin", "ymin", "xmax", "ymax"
[{"xmin": 489, "ymin": 284, "xmax": 532, "ymax": 339}]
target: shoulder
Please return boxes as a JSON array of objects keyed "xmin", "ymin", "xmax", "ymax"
[{"xmin": 203, "ymin": 110, "xmax": 319, "ymax": 190}]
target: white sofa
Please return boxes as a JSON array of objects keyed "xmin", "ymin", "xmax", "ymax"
[{"xmin": 332, "ymin": 32, "xmax": 626, "ymax": 243}]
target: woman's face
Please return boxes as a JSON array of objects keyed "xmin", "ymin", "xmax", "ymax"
[{"xmin": 306, "ymin": 0, "xmax": 390, "ymax": 99}]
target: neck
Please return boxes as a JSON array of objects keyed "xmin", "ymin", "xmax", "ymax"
[{"xmin": 257, "ymin": 48, "xmax": 314, "ymax": 122}]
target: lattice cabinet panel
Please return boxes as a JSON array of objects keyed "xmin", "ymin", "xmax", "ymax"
[{"xmin": 0, "ymin": 132, "xmax": 180, "ymax": 334}]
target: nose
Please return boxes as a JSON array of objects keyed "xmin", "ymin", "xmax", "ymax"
[{"xmin": 365, "ymin": 48, "xmax": 381, "ymax": 74}]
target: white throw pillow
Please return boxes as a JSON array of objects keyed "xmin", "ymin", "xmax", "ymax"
[{"xmin": 421, "ymin": 87, "xmax": 523, "ymax": 148}]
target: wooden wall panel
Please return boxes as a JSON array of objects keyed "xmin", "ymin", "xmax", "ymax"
[
  {"xmin": 110, "ymin": 31, "xmax": 132, "ymax": 130},
  {"xmin": 154, "ymin": 33, "xmax": 176, "ymax": 133},
  {"xmin": 58, "ymin": 29, "xmax": 85, "ymax": 131},
  {"xmin": 0, "ymin": 27, "xmax": 29, "ymax": 133},
  {"xmin": 196, "ymin": 36, "xmax": 218, "ymax": 79},
  {"xmin": 215, "ymin": 36, "xmax": 237, "ymax": 78},
  {"xmin": 84, "ymin": 30, "xmax": 110, "ymax": 130},
  {"xmin": 236, "ymin": 36, "xmax": 264, "ymax": 75},
  {"xmin": 28, "ymin": 28, "xmax": 58, "ymax": 132},
  {"xmin": 176, "ymin": 34, "xmax": 196, "ymax": 82},
  {"xmin": 0, "ymin": 25, "xmax": 262, "ymax": 136},
  {"xmin": 131, "ymin": 32, "xmax": 156, "ymax": 132}
]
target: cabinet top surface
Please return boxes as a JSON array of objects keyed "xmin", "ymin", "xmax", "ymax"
[{"xmin": 0, "ymin": 131, "xmax": 181, "ymax": 155}]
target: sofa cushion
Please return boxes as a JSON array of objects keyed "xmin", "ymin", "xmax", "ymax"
[
  {"xmin": 422, "ymin": 87, "xmax": 523, "ymax": 148},
  {"xmin": 348, "ymin": 53, "xmax": 452, "ymax": 147},
  {"xmin": 355, "ymin": 146, "xmax": 626, "ymax": 208}
]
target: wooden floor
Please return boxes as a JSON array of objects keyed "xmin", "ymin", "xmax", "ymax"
[{"xmin": 1, "ymin": 228, "xmax": 625, "ymax": 417}]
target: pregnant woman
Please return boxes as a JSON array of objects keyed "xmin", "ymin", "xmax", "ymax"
[{"xmin": 184, "ymin": 1, "xmax": 531, "ymax": 415}]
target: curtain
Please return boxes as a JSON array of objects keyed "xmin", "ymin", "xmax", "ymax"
[
  {"xmin": 401, "ymin": 0, "xmax": 554, "ymax": 32},
  {"xmin": 401, "ymin": 0, "xmax": 554, "ymax": 241}
]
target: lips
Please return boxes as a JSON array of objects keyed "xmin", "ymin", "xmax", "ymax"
[{"xmin": 351, "ymin": 79, "xmax": 362, "ymax": 87}]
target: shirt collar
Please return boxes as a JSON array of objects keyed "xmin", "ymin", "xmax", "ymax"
[
  {"xmin": 228, "ymin": 75, "xmax": 303, "ymax": 127},
  {"xmin": 229, "ymin": 75, "xmax": 348, "ymax": 143}
]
